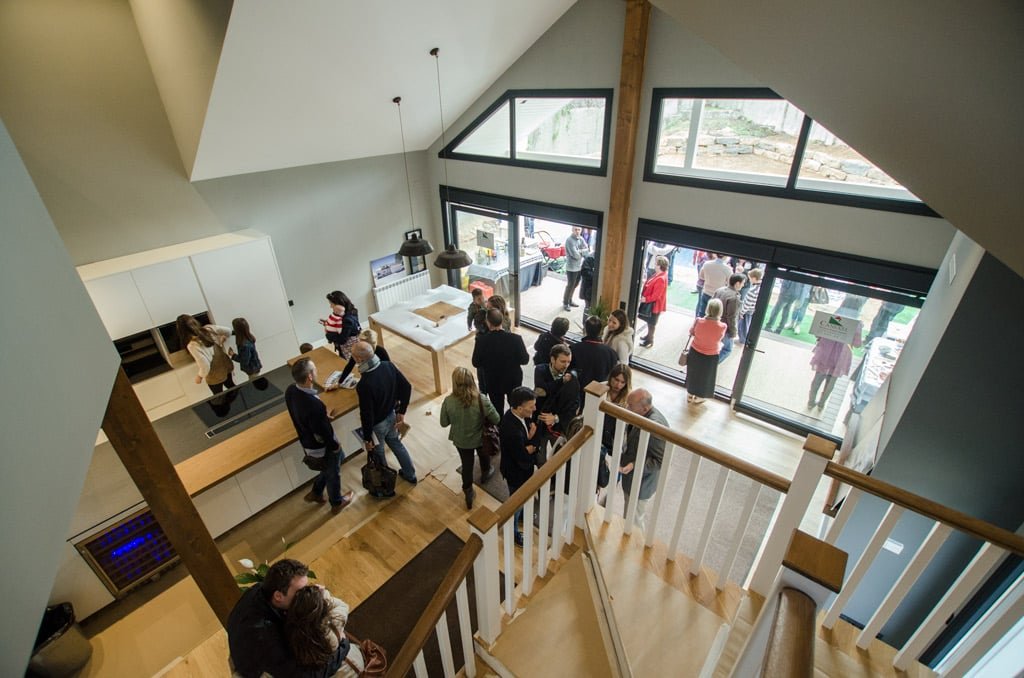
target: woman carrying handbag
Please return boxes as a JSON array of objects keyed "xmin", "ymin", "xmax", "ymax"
[
  {"xmin": 685, "ymin": 299, "xmax": 727, "ymax": 405},
  {"xmin": 439, "ymin": 367, "xmax": 500, "ymax": 509}
]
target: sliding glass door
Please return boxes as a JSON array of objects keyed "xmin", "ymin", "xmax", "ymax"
[
  {"xmin": 442, "ymin": 187, "xmax": 602, "ymax": 332},
  {"xmin": 734, "ymin": 271, "xmax": 922, "ymax": 439}
]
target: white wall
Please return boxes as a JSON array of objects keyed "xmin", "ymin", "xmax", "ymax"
[{"xmin": 0, "ymin": 120, "xmax": 120, "ymax": 674}]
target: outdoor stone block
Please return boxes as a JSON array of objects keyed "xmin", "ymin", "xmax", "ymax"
[
  {"xmin": 866, "ymin": 168, "xmax": 890, "ymax": 182},
  {"xmin": 715, "ymin": 136, "xmax": 740, "ymax": 145},
  {"xmin": 840, "ymin": 159, "xmax": 871, "ymax": 176},
  {"xmin": 737, "ymin": 145, "xmax": 753, "ymax": 154},
  {"xmin": 803, "ymin": 158, "xmax": 822, "ymax": 172},
  {"xmin": 757, "ymin": 141, "xmax": 777, "ymax": 151},
  {"xmin": 724, "ymin": 146, "xmax": 740, "ymax": 155}
]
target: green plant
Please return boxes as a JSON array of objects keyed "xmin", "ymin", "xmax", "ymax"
[{"xmin": 585, "ymin": 297, "xmax": 612, "ymax": 325}]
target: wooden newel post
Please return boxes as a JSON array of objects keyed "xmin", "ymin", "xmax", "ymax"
[{"xmin": 102, "ymin": 368, "xmax": 240, "ymax": 626}]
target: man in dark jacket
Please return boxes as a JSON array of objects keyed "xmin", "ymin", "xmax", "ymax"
[
  {"xmin": 570, "ymin": 315, "xmax": 619, "ymax": 395},
  {"xmin": 533, "ymin": 343, "xmax": 580, "ymax": 444},
  {"xmin": 472, "ymin": 308, "xmax": 529, "ymax": 415},
  {"xmin": 227, "ymin": 558, "xmax": 347, "ymax": 677},
  {"xmin": 532, "ymin": 316, "xmax": 570, "ymax": 365},
  {"xmin": 352, "ymin": 341, "xmax": 417, "ymax": 484},
  {"xmin": 713, "ymin": 273, "xmax": 746, "ymax": 364},
  {"xmin": 500, "ymin": 387, "xmax": 541, "ymax": 546},
  {"xmin": 285, "ymin": 358, "xmax": 354, "ymax": 514}
]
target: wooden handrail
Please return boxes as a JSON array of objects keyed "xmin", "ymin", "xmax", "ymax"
[
  {"xmin": 598, "ymin": 400, "xmax": 791, "ymax": 494},
  {"xmin": 824, "ymin": 462, "xmax": 1024, "ymax": 557},
  {"xmin": 490, "ymin": 426, "xmax": 594, "ymax": 526},
  {"xmin": 387, "ymin": 534, "xmax": 484, "ymax": 677},
  {"xmin": 761, "ymin": 588, "xmax": 816, "ymax": 678}
]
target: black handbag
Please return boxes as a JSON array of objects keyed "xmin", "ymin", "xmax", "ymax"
[
  {"xmin": 638, "ymin": 301, "xmax": 655, "ymax": 321},
  {"xmin": 361, "ymin": 458, "xmax": 397, "ymax": 497},
  {"xmin": 478, "ymin": 396, "xmax": 501, "ymax": 459}
]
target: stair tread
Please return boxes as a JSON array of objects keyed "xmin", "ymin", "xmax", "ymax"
[{"xmin": 489, "ymin": 551, "xmax": 617, "ymax": 678}]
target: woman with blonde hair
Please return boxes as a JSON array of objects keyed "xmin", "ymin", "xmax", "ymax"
[
  {"xmin": 440, "ymin": 367, "xmax": 500, "ymax": 509},
  {"xmin": 685, "ymin": 298, "xmax": 727, "ymax": 404},
  {"xmin": 339, "ymin": 328, "xmax": 391, "ymax": 383}
]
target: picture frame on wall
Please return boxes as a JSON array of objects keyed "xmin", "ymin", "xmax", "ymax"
[
  {"xmin": 370, "ymin": 252, "xmax": 406, "ymax": 287},
  {"xmin": 405, "ymin": 229, "xmax": 426, "ymax": 274}
]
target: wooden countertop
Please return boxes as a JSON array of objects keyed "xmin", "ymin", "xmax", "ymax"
[{"xmin": 175, "ymin": 347, "xmax": 359, "ymax": 496}]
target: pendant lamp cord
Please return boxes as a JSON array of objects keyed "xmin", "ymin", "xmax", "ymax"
[
  {"xmin": 431, "ymin": 48, "xmax": 450, "ymax": 194},
  {"xmin": 393, "ymin": 96, "xmax": 416, "ymax": 228}
]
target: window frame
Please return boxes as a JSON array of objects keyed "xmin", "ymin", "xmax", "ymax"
[
  {"xmin": 441, "ymin": 89, "xmax": 615, "ymax": 176},
  {"xmin": 644, "ymin": 88, "xmax": 940, "ymax": 217}
]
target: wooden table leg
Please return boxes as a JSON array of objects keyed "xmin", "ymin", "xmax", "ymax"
[
  {"xmin": 430, "ymin": 347, "xmax": 447, "ymax": 396},
  {"xmin": 370, "ymin": 318, "xmax": 385, "ymax": 348}
]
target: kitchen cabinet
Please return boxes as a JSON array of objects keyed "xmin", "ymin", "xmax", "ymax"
[
  {"xmin": 83, "ymin": 273, "xmax": 151, "ymax": 340},
  {"xmin": 131, "ymin": 257, "xmax": 206, "ymax": 327}
]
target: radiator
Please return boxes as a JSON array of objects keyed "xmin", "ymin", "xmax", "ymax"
[{"xmin": 373, "ymin": 270, "xmax": 431, "ymax": 311}]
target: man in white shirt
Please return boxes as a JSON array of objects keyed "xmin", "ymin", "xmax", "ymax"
[{"xmin": 697, "ymin": 254, "xmax": 732, "ymax": 318}]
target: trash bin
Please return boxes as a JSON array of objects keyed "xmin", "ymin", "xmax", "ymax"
[{"xmin": 27, "ymin": 603, "xmax": 93, "ymax": 677}]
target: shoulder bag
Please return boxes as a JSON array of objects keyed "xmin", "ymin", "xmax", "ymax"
[
  {"xmin": 344, "ymin": 633, "xmax": 387, "ymax": 677},
  {"xmin": 478, "ymin": 396, "xmax": 501, "ymax": 458},
  {"xmin": 677, "ymin": 336, "xmax": 693, "ymax": 367},
  {"xmin": 206, "ymin": 343, "xmax": 234, "ymax": 385}
]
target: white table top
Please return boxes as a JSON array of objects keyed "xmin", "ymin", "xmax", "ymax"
[{"xmin": 369, "ymin": 285, "xmax": 474, "ymax": 351}]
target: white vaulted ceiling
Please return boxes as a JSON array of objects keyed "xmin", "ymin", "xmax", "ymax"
[{"xmin": 181, "ymin": 1, "xmax": 576, "ymax": 180}]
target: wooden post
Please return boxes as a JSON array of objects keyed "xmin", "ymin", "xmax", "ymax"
[
  {"xmin": 467, "ymin": 507, "xmax": 502, "ymax": 646},
  {"xmin": 599, "ymin": 0, "xmax": 651, "ymax": 309},
  {"xmin": 102, "ymin": 368, "xmax": 240, "ymax": 626}
]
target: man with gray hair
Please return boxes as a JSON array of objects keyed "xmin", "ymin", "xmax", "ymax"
[
  {"xmin": 618, "ymin": 388, "xmax": 668, "ymax": 529},
  {"xmin": 284, "ymin": 357, "xmax": 354, "ymax": 514},
  {"xmin": 352, "ymin": 341, "xmax": 417, "ymax": 484}
]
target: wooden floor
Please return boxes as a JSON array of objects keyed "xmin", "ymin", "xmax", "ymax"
[{"xmin": 81, "ymin": 324, "xmax": 833, "ymax": 677}]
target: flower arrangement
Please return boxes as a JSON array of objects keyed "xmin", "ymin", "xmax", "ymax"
[{"xmin": 234, "ymin": 554, "xmax": 316, "ymax": 590}]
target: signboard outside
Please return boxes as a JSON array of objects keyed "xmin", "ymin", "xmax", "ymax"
[{"xmin": 809, "ymin": 311, "xmax": 863, "ymax": 345}]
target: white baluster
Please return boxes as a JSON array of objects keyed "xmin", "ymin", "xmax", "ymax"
[
  {"xmin": 538, "ymin": 483, "xmax": 550, "ymax": 577},
  {"xmin": 691, "ymin": 466, "xmax": 730, "ymax": 575},
  {"xmin": 522, "ymin": 498, "xmax": 535, "ymax": 596},
  {"xmin": 669, "ymin": 454, "xmax": 702, "ymax": 560},
  {"xmin": 822, "ymin": 502, "xmax": 904, "ymax": 629},
  {"xmin": 502, "ymin": 520, "xmax": 514, "ymax": 616},
  {"xmin": 624, "ymin": 429, "xmax": 651, "ymax": 535},
  {"xmin": 566, "ymin": 446, "xmax": 581, "ymax": 539},
  {"xmin": 580, "ymin": 390, "xmax": 606, "ymax": 524},
  {"xmin": 717, "ymin": 481, "xmax": 762, "ymax": 590},
  {"xmin": 435, "ymin": 615, "xmax": 455, "ymax": 678},
  {"xmin": 894, "ymin": 543, "xmax": 1006, "ymax": 671},
  {"xmin": 412, "ymin": 650, "xmax": 428, "ymax": 677},
  {"xmin": 644, "ymin": 442, "xmax": 676, "ymax": 547},
  {"xmin": 824, "ymin": 487, "xmax": 862, "ymax": 545},
  {"xmin": 552, "ymin": 464, "xmax": 566, "ymax": 561},
  {"xmin": 604, "ymin": 417, "xmax": 627, "ymax": 523},
  {"xmin": 456, "ymin": 582, "xmax": 476, "ymax": 678},
  {"xmin": 857, "ymin": 521, "xmax": 953, "ymax": 648}
]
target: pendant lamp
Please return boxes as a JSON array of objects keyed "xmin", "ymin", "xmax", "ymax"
[
  {"xmin": 393, "ymin": 96, "xmax": 434, "ymax": 259},
  {"xmin": 429, "ymin": 48, "xmax": 472, "ymax": 270}
]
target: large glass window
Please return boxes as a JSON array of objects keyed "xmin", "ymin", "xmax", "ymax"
[
  {"xmin": 653, "ymin": 97, "xmax": 802, "ymax": 187},
  {"xmin": 443, "ymin": 90, "xmax": 613, "ymax": 176},
  {"xmin": 645, "ymin": 88, "xmax": 935, "ymax": 215}
]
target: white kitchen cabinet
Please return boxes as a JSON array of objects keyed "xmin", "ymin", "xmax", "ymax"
[
  {"xmin": 83, "ymin": 272, "xmax": 151, "ymax": 339},
  {"xmin": 193, "ymin": 477, "xmax": 251, "ymax": 539},
  {"xmin": 279, "ymin": 440, "xmax": 319, "ymax": 488},
  {"xmin": 131, "ymin": 257, "xmax": 206, "ymax": 327},
  {"xmin": 191, "ymin": 238, "xmax": 294, "ymax": 341},
  {"xmin": 236, "ymin": 453, "xmax": 293, "ymax": 515}
]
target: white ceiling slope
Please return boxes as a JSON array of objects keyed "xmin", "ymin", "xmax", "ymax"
[
  {"xmin": 191, "ymin": 0, "xmax": 576, "ymax": 181},
  {"xmin": 650, "ymin": 0, "xmax": 1024, "ymax": 279}
]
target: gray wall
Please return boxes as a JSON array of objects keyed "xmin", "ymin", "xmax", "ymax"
[
  {"xmin": 0, "ymin": 120, "xmax": 120, "ymax": 674},
  {"xmin": 427, "ymin": 0, "xmax": 955, "ymax": 304},
  {"xmin": 836, "ymin": 249, "xmax": 1024, "ymax": 645}
]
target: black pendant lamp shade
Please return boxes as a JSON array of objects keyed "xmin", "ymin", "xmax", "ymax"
[
  {"xmin": 399, "ymin": 233, "xmax": 434, "ymax": 258},
  {"xmin": 434, "ymin": 244, "xmax": 473, "ymax": 269}
]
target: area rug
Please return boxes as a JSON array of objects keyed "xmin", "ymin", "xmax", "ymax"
[{"xmin": 344, "ymin": 530, "xmax": 478, "ymax": 677}]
